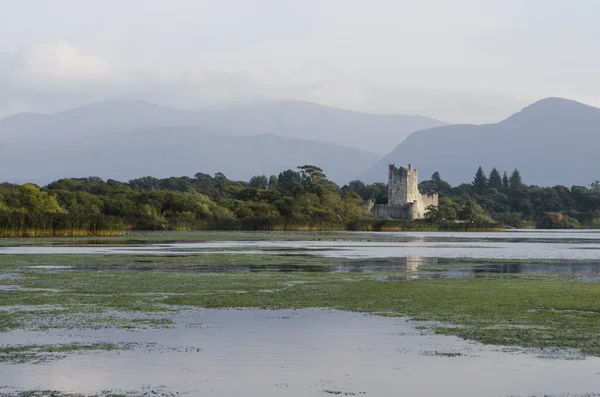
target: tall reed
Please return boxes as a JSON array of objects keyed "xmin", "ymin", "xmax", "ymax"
[{"xmin": 0, "ymin": 212, "xmax": 125, "ymax": 238}]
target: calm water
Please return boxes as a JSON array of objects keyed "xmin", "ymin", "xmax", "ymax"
[
  {"xmin": 2, "ymin": 230, "xmax": 600, "ymax": 396},
  {"xmin": 1, "ymin": 309, "xmax": 600, "ymax": 397},
  {"xmin": 3, "ymin": 230, "xmax": 600, "ymax": 260},
  {"xmin": 4, "ymin": 230, "xmax": 600, "ymax": 279}
]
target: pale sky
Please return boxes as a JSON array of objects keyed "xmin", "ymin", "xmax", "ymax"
[{"xmin": 1, "ymin": 0, "xmax": 600, "ymax": 123}]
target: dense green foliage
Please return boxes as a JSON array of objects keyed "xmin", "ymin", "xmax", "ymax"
[
  {"xmin": 0, "ymin": 183, "xmax": 124, "ymax": 237},
  {"xmin": 0, "ymin": 166, "xmax": 372, "ymax": 234},
  {"xmin": 2, "ymin": 163, "xmax": 599, "ymax": 234},
  {"xmin": 346, "ymin": 166, "xmax": 600, "ymax": 229}
]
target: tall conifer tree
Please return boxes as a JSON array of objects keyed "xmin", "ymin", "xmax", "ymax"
[
  {"xmin": 472, "ymin": 166, "xmax": 488, "ymax": 194},
  {"xmin": 488, "ymin": 167, "xmax": 503, "ymax": 190},
  {"xmin": 509, "ymin": 169, "xmax": 523, "ymax": 189}
]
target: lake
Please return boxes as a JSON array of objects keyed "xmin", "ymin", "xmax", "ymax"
[{"xmin": 1, "ymin": 230, "xmax": 599, "ymax": 396}]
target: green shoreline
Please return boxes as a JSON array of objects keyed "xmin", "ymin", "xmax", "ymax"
[
  {"xmin": 0, "ymin": 228, "xmax": 510, "ymax": 247},
  {"xmin": 0, "ymin": 219, "xmax": 505, "ymax": 239}
]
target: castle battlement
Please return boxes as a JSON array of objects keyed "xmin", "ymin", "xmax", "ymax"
[{"xmin": 369, "ymin": 163, "xmax": 438, "ymax": 220}]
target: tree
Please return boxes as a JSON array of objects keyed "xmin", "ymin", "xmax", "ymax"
[
  {"xmin": 458, "ymin": 198, "xmax": 493, "ymax": 223},
  {"xmin": 424, "ymin": 197, "xmax": 458, "ymax": 223},
  {"xmin": 536, "ymin": 212, "xmax": 580, "ymax": 229},
  {"xmin": 509, "ymin": 169, "xmax": 523, "ymax": 190},
  {"xmin": 214, "ymin": 173, "xmax": 227, "ymax": 192},
  {"xmin": 298, "ymin": 165, "xmax": 327, "ymax": 186},
  {"xmin": 472, "ymin": 166, "xmax": 488, "ymax": 194},
  {"xmin": 248, "ymin": 175, "xmax": 268, "ymax": 189},
  {"xmin": 419, "ymin": 172, "xmax": 452, "ymax": 196},
  {"xmin": 488, "ymin": 167, "xmax": 503, "ymax": 190},
  {"xmin": 277, "ymin": 170, "xmax": 303, "ymax": 195},
  {"xmin": 129, "ymin": 176, "xmax": 159, "ymax": 192},
  {"xmin": 267, "ymin": 175, "xmax": 278, "ymax": 190},
  {"xmin": 18, "ymin": 184, "xmax": 64, "ymax": 214},
  {"xmin": 502, "ymin": 171, "xmax": 509, "ymax": 189},
  {"xmin": 0, "ymin": 198, "xmax": 9, "ymax": 212}
]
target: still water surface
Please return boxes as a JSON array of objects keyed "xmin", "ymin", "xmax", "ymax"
[
  {"xmin": 2, "ymin": 230, "xmax": 600, "ymax": 395},
  {"xmin": 3, "ymin": 230, "xmax": 600, "ymax": 260},
  {"xmin": 2, "ymin": 309, "xmax": 600, "ymax": 397}
]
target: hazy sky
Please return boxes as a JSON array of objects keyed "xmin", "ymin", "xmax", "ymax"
[{"xmin": 1, "ymin": 0, "xmax": 599, "ymax": 123}]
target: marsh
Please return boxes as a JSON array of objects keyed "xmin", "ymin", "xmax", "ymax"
[{"xmin": 1, "ymin": 230, "xmax": 600, "ymax": 396}]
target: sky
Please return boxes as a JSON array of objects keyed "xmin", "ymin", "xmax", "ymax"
[{"xmin": 1, "ymin": 0, "xmax": 600, "ymax": 123}]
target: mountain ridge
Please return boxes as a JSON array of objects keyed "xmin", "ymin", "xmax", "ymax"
[
  {"xmin": 1, "ymin": 125, "xmax": 379, "ymax": 185},
  {"xmin": 362, "ymin": 97, "xmax": 600, "ymax": 187},
  {"xmin": 0, "ymin": 99, "xmax": 446, "ymax": 155}
]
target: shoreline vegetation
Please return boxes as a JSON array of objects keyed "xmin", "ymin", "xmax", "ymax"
[
  {"xmin": 3, "ymin": 163, "xmax": 600, "ymax": 237},
  {"xmin": 0, "ymin": 217, "xmax": 503, "ymax": 238}
]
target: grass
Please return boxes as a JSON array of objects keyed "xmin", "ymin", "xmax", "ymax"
[
  {"xmin": 0, "ymin": 252, "xmax": 357, "ymax": 272},
  {"xmin": 0, "ymin": 228, "xmax": 511, "ymax": 247},
  {"xmin": 0, "ymin": 343, "xmax": 130, "ymax": 364},
  {"xmin": 1, "ymin": 258, "xmax": 600, "ymax": 355},
  {"xmin": 1, "ymin": 231, "xmax": 600, "ymax": 357}
]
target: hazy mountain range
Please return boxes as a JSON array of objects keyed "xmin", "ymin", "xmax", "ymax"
[
  {"xmin": 0, "ymin": 99, "xmax": 444, "ymax": 185},
  {"xmin": 1, "ymin": 126, "xmax": 379, "ymax": 184},
  {"xmin": 2, "ymin": 97, "xmax": 600, "ymax": 187},
  {"xmin": 362, "ymin": 97, "xmax": 600, "ymax": 187},
  {"xmin": 0, "ymin": 99, "xmax": 444, "ymax": 154}
]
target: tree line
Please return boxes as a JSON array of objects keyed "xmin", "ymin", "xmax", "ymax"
[
  {"xmin": 345, "ymin": 166, "xmax": 600, "ymax": 229},
  {"xmin": 0, "ymin": 166, "xmax": 373, "ymax": 236},
  {"xmin": 1, "ymin": 164, "xmax": 595, "ymax": 236}
]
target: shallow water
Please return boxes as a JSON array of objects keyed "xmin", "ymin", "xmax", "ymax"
[
  {"xmin": 4, "ymin": 230, "xmax": 600, "ymax": 260},
  {"xmin": 6, "ymin": 231, "xmax": 600, "ymax": 279},
  {"xmin": 1, "ymin": 309, "xmax": 599, "ymax": 397},
  {"xmin": 2, "ymin": 230, "xmax": 600, "ymax": 395},
  {"xmin": 17, "ymin": 258, "xmax": 600, "ymax": 280}
]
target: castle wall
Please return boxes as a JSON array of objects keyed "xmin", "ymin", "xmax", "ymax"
[
  {"xmin": 388, "ymin": 164, "xmax": 419, "ymax": 206},
  {"xmin": 413, "ymin": 192, "xmax": 439, "ymax": 219},
  {"xmin": 387, "ymin": 165, "xmax": 404, "ymax": 206},
  {"xmin": 406, "ymin": 166, "xmax": 419, "ymax": 204},
  {"xmin": 370, "ymin": 203, "xmax": 412, "ymax": 219},
  {"xmin": 370, "ymin": 163, "xmax": 439, "ymax": 221}
]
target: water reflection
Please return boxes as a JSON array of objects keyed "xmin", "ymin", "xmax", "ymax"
[
  {"xmin": 6, "ymin": 232, "xmax": 600, "ymax": 260},
  {"xmin": 15, "ymin": 257, "xmax": 600, "ymax": 280},
  {"xmin": 1, "ymin": 309, "xmax": 599, "ymax": 396}
]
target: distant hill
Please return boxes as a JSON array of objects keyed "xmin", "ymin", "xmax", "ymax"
[
  {"xmin": 0, "ymin": 99, "xmax": 445, "ymax": 155},
  {"xmin": 0, "ymin": 100, "xmax": 197, "ymax": 144},
  {"xmin": 0, "ymin": 126, "xmax": 380, "ymax": 185},
  {"xmin": 362, "ymin": 98, "xmax": 600, "ymax": 187},
  {"xmin": 193, "ymin": 100, "xmax": 446, "ymax": 155}
]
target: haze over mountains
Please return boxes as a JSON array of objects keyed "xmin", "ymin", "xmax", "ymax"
[
  {"xmin": 363, "ymin": 98, "xmax": 600, "ymax": 187},
  {"xmin": 3, "ymin": 97, "xmax": 600, "ymax": 187},
  {"xmin": 1, "ymin": 127, "xmax": 379, "ymax": 184},
  {"xmin": 0, "ymin": 100, "xmax": 444, "ymax": 154},
  {"xmin": 0, "ymin": 100, "xmax": 442, "ymax": 184}
]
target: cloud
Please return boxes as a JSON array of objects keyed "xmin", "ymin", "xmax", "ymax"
[
  {"xmin": 0, "ymin": 40, "xmax": 529, "ymax": 123},
  {"xmin": 15, "ymin": 41, "xmax": 112, "ymax": 89},
  {"xmin": 0, "ymin": 98, "xmax": 33, "ymax": 119}
]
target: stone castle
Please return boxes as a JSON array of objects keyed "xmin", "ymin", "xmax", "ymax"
[{"xmin": 367, "ymin": 163, "xmax": 438, "ymax": 220}]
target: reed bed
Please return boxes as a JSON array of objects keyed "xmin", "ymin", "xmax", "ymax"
[{"xmin": 0, "ymin": 212, "xmax": 125, "ymax": 238}]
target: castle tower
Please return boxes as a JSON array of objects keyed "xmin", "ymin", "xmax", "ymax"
[{"xmin": 388, "ymin": 163, "xmax": 419, "ymax": 205}]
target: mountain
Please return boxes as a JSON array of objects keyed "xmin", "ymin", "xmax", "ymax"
[
  {"xmin": 0, "ymin": 126, "xmax": 379, "ymax": 185},
  {"xmin": 0, "ymin": 99, "xmax": 445, "ymax": 155},
  {"xmin": 193, "ymin": 100, "xmax": 446, "ymax": 155},
  {"xmin": 362, "ymin": 98, "xmax": 600, "ymax": 187},
  {"xmin": 0, "ymin": 100, "xmax": 197, "ymax": 144}
]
